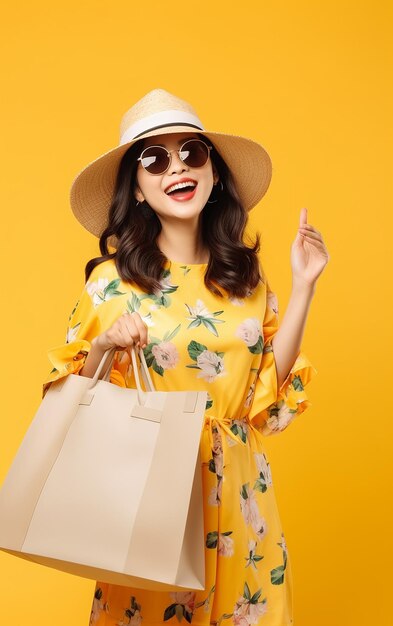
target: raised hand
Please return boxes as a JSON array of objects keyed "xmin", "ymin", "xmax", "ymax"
[{"xmin": 291, "ymin": 207, "xmax": 330, "ymax": 287}]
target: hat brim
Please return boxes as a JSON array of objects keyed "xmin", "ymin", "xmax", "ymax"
[{"xmin": 70, "ymin": 126, "xmax": 272, "ymax": 239}]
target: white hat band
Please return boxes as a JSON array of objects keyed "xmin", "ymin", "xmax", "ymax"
[{"xmin": 120, "ymin": 110, "xmax": 204, "ymax": 145}]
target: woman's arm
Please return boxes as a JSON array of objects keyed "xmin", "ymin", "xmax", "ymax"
[
  {"xmin": 271, "ymin": 207, "xmax": 329, "ymax": 389},
  {"xmin": 78, "ymin": 336, "xmax": 109, "ymax": 379},
  {"xmin": 271, "ymin": 282, "xmax": 316, "ymax": 389}
]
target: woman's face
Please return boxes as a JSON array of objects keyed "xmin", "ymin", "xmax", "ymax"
[{"xmin": 133, "ymin": 132, "xmax": 219, "ymax": 222}]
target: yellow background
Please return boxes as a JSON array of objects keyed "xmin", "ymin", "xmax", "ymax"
[{"xmin": 1, "ymin": 1, "xmax": 392, "ymax": 624}]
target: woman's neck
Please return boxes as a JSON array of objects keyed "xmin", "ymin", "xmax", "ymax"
[{"xmin": 156, "ymin": 221, "xmax": 209, "ymax": 265}]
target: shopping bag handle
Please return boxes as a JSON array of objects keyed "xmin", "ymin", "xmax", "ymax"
[
  {"xmin": 87, "ymin": 345, "xmax": 155, "ymax": 400},
  {"xmin": 101, "ymin": 346, "xmax": 155, "ymax": 393}
]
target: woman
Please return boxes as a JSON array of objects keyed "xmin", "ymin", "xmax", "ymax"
[{"xmin": 43, "ymin": 88, "xmax": 329, "ymax": 626}]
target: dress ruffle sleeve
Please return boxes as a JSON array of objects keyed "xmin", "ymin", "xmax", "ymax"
[
  {"xmin": 41, "ymin": 274, "xmax": 102, "ymax": 399},
  {"xmin": 247, "ymin": 281, "xmax": 318, "ymax": 436}
]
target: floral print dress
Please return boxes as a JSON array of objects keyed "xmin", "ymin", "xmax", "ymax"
[{"xmin": 42, "ymin": 257, "xmax": 317, "ymax": 626}]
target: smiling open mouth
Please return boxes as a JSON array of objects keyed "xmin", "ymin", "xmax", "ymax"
[
  {"xmin": 166, "ymin": 181, "xmax": 198, "ymax": 196},
  {"xmin": 166, "ymin": 183, "xmax": 198, "ymax": 201}
]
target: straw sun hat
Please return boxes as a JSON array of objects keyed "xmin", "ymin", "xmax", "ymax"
[{"xmin": 70, "ymin": 88, "xmax": 273, "ymax": 239}]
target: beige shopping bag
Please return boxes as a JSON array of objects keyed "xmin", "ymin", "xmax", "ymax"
[{"xmin": 0, "ymin": 345, "xmax": 207, "ymax": 591}]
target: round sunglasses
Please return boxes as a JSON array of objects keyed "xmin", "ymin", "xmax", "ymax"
[{"xmin": 136, "ymin": 139, "xmax": 213, "ymax": 175}]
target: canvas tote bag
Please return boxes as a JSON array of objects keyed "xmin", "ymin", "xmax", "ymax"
[{"xmin": 0, "ymin": 345, "xmax": 207, "ymax": 591}]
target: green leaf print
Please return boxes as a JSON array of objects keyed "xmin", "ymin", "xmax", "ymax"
[
  {"xmin": 243, "ymin": 582, "xmax": 251, "ymax": 601},
  {"xmin": 143, "ymin": 344, "xmax": 155, "ymax": 367},
  {"xmin": 163, "ymin": 324, "xmax": 181, "ymax": 342},
  {"xmin": 185, "ymin": 301, "xmax": 226, "ymax": 337},
  {"xmin": 152, "ymin": 361, "xmax": 164, "ymax": 376},
  {"xmin": 248, "ymin": 336, "xmax": 264, "ymax": 354},
  {"xmin": 187, "ymin": 319, "xmax": 202, "ymax": 330},
  {"xmin": 206, "ymin": 531, "xmax": 218, "ymax": 549},
  {"xmin": 201, "ymin": 318, "xmax": 222, "ymax": 336},
  {"xmin": 180, "ymin": 265, "xmax": 191, "ymax": 275},
  {"xmin": 186, "ymin": 342, "xmax": 226, "ymax": 382},
  {"xmin": 95, "ymin": 587, "xmax": 103, "ymax": 600},
  {"xmin": 68, "ymin": 300, "xmax": 79, "ymax": 321},
  {"xmin": 164, "ymin": 604, "xmax": 177, "ymax": 621},
  {"xmin": 127, "ymin": 291, "xmax": 141, "ymax": 311},
  {"xmin": 254, "ymin": 477, "xmax": 268, "ymax": 493},
  {"xmin": 142, "ymin": 329, "xmax": 180, "ymax": 377},
  {"xmin": 245, "ymin": 553, "xmax": 264, "ymax": 569},
  {"xmin": 208, "ymin": 458, "xmax": 216, "ymax": 473},
  {"xmin": 126, "ymin": 292, "xmax": 153, "ymax": 327},
  {"xmin": 250, "ymin": 589, "xmax": 262, "ymax": 603},
  {"xmin": 148, "ymin": 292, "xmax": 168, "ymax": 308},
  {"xmin": 142, "ymin": 270, "xmax": 179, "ymax": 310},
  {"xmin": 270, "ymin": 564, "xmax": 285, "ymax": 585},
  {"xmin": 230, "ymin": 422, "xmax": 247, "ymax": 444},
  {"xmin": 104, "ymin": 278, "xmax": 125, "ymax": 298},
  {"xmin": 241, "ymin": 483, "xmax": 249, "ymax": 500},
  {"xmin": 292, "ymin": 374, "xmax": 305, "ymax": 392},
  {"xmin": 187, "ymin": 340, "xmax": 208, "ymax": 361}
]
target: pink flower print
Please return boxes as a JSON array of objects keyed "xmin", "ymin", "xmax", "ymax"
[
  {"xmin": 210, "ymin": 427, "xmax": 224, "ymax": 476},
  {"xmin": 240, "ymin": 484, "xmax": 268, "ymax": 540},
  {"xmin": 267, "ymin": 290, "xmax": 279, "ymax": 315},
  {"xmin": 248, "ymin": 539, "xmax": 257, "ymax": 554},
  {"xmin": 208, "ymin": 477, "xmax": 223, "ymax": 506},
  {"xmin": 213, "ymin": 452, "xmax": 223, "ymax": 477},
  {"xmin": 90, "ymin": 596, "xmax": 103, "ymax": 625},
  {"xmin": 245, "ymin": 539, "xmax": 264, "ymax": 570},
  {"xmin": 131, "ymin": 615, "xmax": 142, "ymax": 626},
  {"xmin": 230, "ymin": 418, "xmax": 249, "ymax": 443},
  {"xmin": 218, "ymin": 532, "xmax": 234, "ymax": 557},
  {"xmin": 254, "ymin": 453, "xmax": 272, "ymax": 488},
  {"xmin": 66, "ymin": 322, "xmax": 81, "ymax": 343},
  {"xmin": 251, "ymin": 513, "xmax": 268, "ymax": 541},
  {"xmin": 235, "ymin": 318, "xmax": 261, "ymax": 347},
  {"xmin": 233, "ymin": 584, "xmax": 268, "ymax": 625},
  {"xmin": 186, "ymin": 299, "xmax": 211, "ymax": 317},
  {"xmin": 90, "ymin": 587, "xmax": 109, "ymax": 625},
  {"xmin": 212, "ymin": 428, "xmax": 223, "ymax": 455},
  {"xmin": 248, "ymin": 601, "xmax": 268, "ymax": 623},
  {"xmin": 86, "ymin": 277, "xmax": 110, "ymax": 307},
  {"xmin": 196, "ymin": 350, "xmax": 225, "ymax": 382},
  {"xmin": 265, "ymin": 401, "xmax": 296, "ymax": 434},
  {"xmin": 169, "ymin": 591, "xmax": 196, "ymax": 614},
  {"xmin": 233, "ymin": 615, "xmax": 249, "ymax": 626},
  {"xmin": 117, "ymin": 595, "xmax": 142, "ymax": 626},
  {"xmin": 152, "ymin": 342, "xmax": 179, "ymax": 370},
  {"xmin": 86, "ymin": 277, "xmax": 125, "ymax": 308}
]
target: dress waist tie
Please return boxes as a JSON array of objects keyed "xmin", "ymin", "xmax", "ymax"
[{"xmin": 203, "ymin": 414, "xmax": 242, "ymax": 449}]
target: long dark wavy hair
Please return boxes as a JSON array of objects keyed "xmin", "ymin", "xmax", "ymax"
[{"xmin": 84, "ymin": 132, "xmax": 264, "ymax": 298}]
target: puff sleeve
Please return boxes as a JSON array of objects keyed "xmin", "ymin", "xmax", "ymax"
[
  {"xmin": 41, "ymin": 274, "xmax": 102, "ymax": 399},
  {"xmin": 248, "ymin": 281, "xmax": 318, "ymax": 436}
]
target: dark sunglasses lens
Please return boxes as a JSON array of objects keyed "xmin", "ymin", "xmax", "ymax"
[
  {"xmin": 180, "ymin": 140, "xmax": 209, "ymax": 167},
  {"xmin": 141, "ymin": 147, "xmax": 170, "ymax": 174}
]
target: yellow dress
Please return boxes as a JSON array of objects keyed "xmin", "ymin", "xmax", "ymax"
[{"xmin": 42, "ymin": 257, "xmax": 317, "ymax": 626}]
